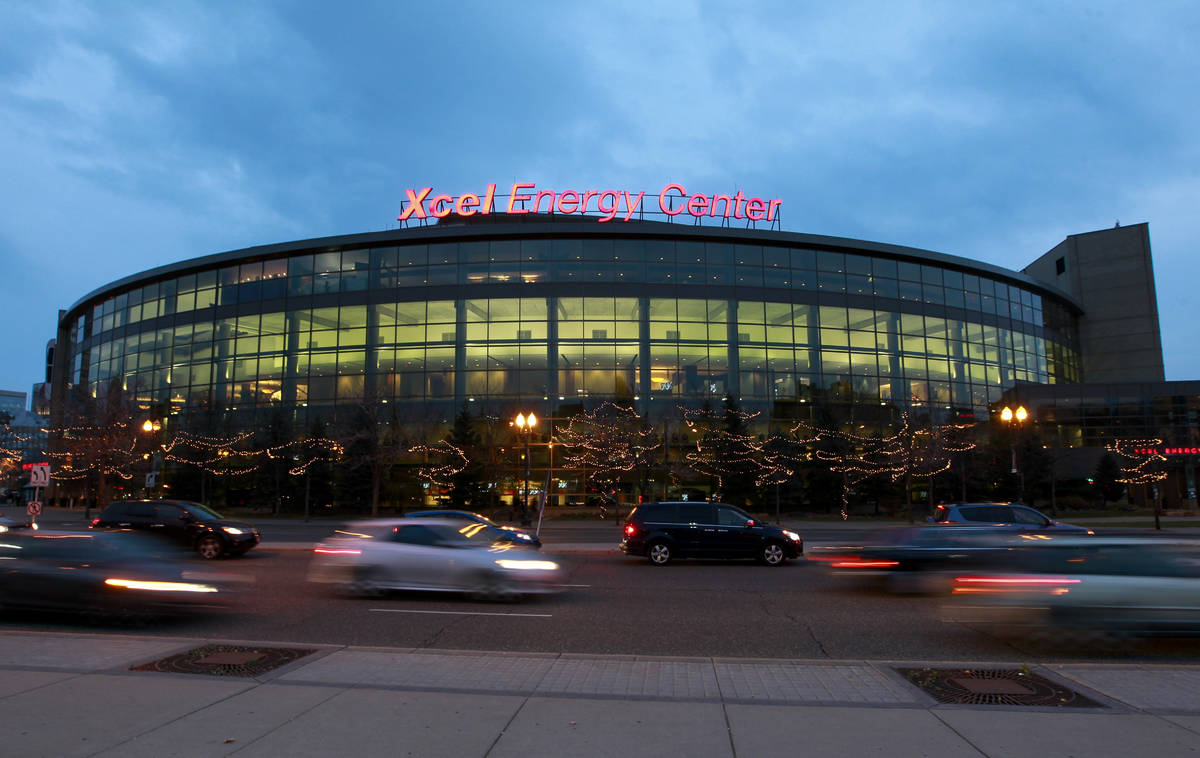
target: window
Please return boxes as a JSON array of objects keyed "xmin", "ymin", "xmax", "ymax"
[
  {"xmin": 677, "ymin": 504, "xmax": 714, "ymax": 524},
  {"xmin": 1055, "ymin": 257, "xmax": 1066, "ymax": 275}
]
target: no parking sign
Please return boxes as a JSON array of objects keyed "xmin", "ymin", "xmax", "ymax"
[{"xmin": 26, "ymin": 501, "xmax": 42, "ymax": 517}]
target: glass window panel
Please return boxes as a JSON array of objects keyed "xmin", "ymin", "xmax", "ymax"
[
  {"xmin": 676, "ymin": 300, "xmax": 706, "ymax": 322},
  {"xmin": 818, "ymin": 306, "xmax": 847, "ymax": 328},
  {"xmin": 820, "ymin": 328, "xmax": 849, "ymax": 347},
  {"xmin": 898, "ymin": 261, "xmax": 922, "ymax": 281},
  {"xmin": 817, "ymin": 251, "xmax": 845, "ymax": 272},
  {"xmin": 649, "ymin": 298, "xmax": 677, "ymax": 321}
]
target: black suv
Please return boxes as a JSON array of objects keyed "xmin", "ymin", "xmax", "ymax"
[
  {"xmin": 620, "ymin": 501, "xmax": 802, "ymax": 566},
  {"xmin": 90, "ymin": 500, "xmax": 260, "ymax": 559}
]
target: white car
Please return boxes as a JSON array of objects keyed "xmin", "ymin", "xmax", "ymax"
[
  {"xmin": 946, "ymin": 536, "xmax": 1200, "ymax": 638},
  {"xmin": 308, "ymin": 518, "xmax": 563, "ymax": 601}
]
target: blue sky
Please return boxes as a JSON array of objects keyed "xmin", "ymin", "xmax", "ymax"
[{"xmin": 2, "ymin": 1, "xmax": 1197, "ymax": 402}]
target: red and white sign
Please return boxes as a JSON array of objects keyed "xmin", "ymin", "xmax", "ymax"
[
  {"xmin": 26, "ymin": 501, "xmax": 42, "ymax": 517},
  {"xmin": 398, "ymin": 183, "xmax": 783, "ymax": 224}
]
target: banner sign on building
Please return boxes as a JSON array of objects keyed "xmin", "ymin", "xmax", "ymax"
[{"xmin": 398, "ymin": 183, "xmax": 783, "ymax": 224}]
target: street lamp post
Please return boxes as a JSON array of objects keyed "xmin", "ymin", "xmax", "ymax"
[
  {"xmin": 140, "ymin": 419, "xmax": 163, "ymax": 495},
  {"xmin": 514, "ymin": 412, "xmax": 537, "ymax": 527},
  {"xmin": 1000, "ymin": 405, "xmax": 1028, "ymax": 504}
]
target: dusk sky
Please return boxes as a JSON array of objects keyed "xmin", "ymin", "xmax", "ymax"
[{"xmin": 2, "ymin": 1, "xmax": 1197, "ymax": 404}]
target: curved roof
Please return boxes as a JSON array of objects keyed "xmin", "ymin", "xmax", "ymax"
[{"xmin": 63, "ymin": 216, "xmax": 1082, "ymax": 320}]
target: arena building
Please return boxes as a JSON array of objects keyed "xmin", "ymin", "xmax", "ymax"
[{"xmin": 45, "ymin": 185, "xmax": 1170, "ymax": 507}]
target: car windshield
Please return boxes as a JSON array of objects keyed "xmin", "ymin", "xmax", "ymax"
[{"xmin": 440, "ymin": 522, "xmax": 514, "ymax": 546}]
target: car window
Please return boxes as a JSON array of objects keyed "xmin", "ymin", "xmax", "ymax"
[
  {"xmin": 393, "ymin": 525, "xmax": 444, "ymax": 546},
  {"xmin": 155, "ymin": 504, "xmax": 185, "ymax": 521},
  {"xmin": 716, "ymin": 507, "xmax": 752, "ymax": 526},
  {"xmin": 965, "ymin": 506, "xmax": 1012, "ymax": 522},
  {"xmin": 677, "ymin": 504, "xmax": 715, "ymax": 524},
  {"xmin": 1011, "ymin": 507, "xmax": 1048, "ymax": 526},
  {"xmin": 127, "ymin": 503, "xmax": 156, "ymax": 518},
  {"xmin": 642, "ymin": 504, "xmax": 677, "ymax": 523}
]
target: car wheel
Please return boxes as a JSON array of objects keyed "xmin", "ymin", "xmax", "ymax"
[
  {"xmin": 759, "ymin": 541, "xmax": 786, "ymax": 566},
  {"xmin": 647, "ymin": 540, "xmax": 672, "ymax": 566},
  {"xmin": 196, "ymin": 535, "xmax": 225, "ymax": 560},
  {"xmin": 346, "ymin": 566, "xmax": 386, "ymax": 598},
  {"xmin": 471, "ymin": 570, "xmax": 517, "ymax": 602}
]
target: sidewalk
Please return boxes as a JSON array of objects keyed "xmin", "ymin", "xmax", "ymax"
[{"xmin": 1, "ymin": 629, "xmax": 1198, "ymax": 757}]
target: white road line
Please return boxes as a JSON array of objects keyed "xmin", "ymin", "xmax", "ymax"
[
  {"xmin": 561, "ymin": 583, "xmax": 590, "ymax": 587},
  {"xmin": 370, "ymin": 608, "xmax": 553, "ymax": 618}
]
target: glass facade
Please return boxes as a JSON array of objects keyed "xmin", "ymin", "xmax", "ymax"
[{"xmin": 57, "ymin": 223, "xmax": 1083, "ymax": 435}]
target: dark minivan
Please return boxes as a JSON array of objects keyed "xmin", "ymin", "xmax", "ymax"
[
  {"xmin": 90, "ymin": 499, "xmax": 260, "ymax": 559},
  {"xmin": 620, "ymin": 501, "xmax": 803, "ymax": 566}
]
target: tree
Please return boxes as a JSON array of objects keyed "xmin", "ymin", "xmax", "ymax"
[
  {"xmin": 441, "ymin": 408, "xmax": 483, "ymax": 509},
  {"xmin": 47, "ymin": 382, "xmax": 145, "ymax": 510},
  {"xmin": 337, "ymin": 400, "xmax": 414, "ymax": 516},
  {"xmin": 1107, "ymin": 439, "xmax": 1168, "ymax": 529},
  {"xmin": 1092, "ymin": 452, "xmax": 1124, "ymax": 506},
  {"xmin": 683, "ymin": 398, "xmax": 761, "ymax": 508},
  {"xmin": 559, "ymin": 401, "xmax": 661, "ymax": 509}
]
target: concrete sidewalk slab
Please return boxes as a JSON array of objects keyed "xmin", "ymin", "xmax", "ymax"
[
  {"xmin": 491, "ymin": 697, "xmax": 732, "ymax": 758},
  {"xmin": 1, "ymin": 673, "xmax": 252, "ymax": 758},
  {"xmin": 1051, "ymin": 665, "xmax": 1200, "ymax": 712},
  {"xmin": 226, "ymin": 688, "xmax": 524, "ymax": 758},
  {"xmin": 728, "ymin": 704, "xmax": 982, "ymax": 757},
  {"xmin": 933, "ymin": 709, "xmax": 1200, "ymax": 757},
  {"xmin": 0, "ymin": 631, "xmax": 191, "ymax": 671},
  {"xmin": 91, "ymin": 683, "xmax": 348, "ymax": 758}
]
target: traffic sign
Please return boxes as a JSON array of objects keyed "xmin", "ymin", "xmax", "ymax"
[
  {"xmin": 26, "ymin": 501, "xmax": 42, "ymax": 517},
  {"xmin": 28, "ymin": 464, "xmax": 49, "ymax": 488},
  {"xmin": 145, "ymin": 471, "xmax": 158, "ymax": 488}
]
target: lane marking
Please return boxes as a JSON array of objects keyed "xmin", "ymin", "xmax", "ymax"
[
  {"xmin": 370, "ymin": 609, "xmax": 553, "ymax": 618},
  {"xmin": 561, "ymin": 584, "xmax": 590, "ymax": 587}
]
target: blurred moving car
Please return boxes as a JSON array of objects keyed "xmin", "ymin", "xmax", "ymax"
[
  {"xmin": 308, "ymin": 518, "xmax": 563, "ymax": 600},
  {"xmin": 90, "ymin": 499, "xmax": 260, "ymax": 559},
  {"xmin": 928, "ymin": 502, "xmax": 1091, "ymax": 533},
  {"xmin": 620, "ymin": 501, "xmax": 803, "ymax": 566},
  {"xmin": 405, "ymin": 509, "xmax": 542, "ymax": 548},
  {"xmin": 947, "ymin": 536, "xmax": 1200, "ymax": 639},
  {"xmin": 808, "ymin": 525, "xmax": 1047, "ymax": 593},
  {"xmin": 0, "ymin": 530, "xmax": 231, "ymax": 620}
]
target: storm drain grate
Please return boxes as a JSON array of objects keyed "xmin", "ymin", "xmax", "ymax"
[
  {"xmin": 895, "ymin": 667, "xmax": 1103, "ymax": 708},
  {"xmin": 131, "ymin": 644, "xmax": 317, "ymax": 677}
]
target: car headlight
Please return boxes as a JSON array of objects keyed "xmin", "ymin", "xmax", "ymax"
[
  {"xmin": 513, "ymin": 532, "xmax": 534, "ymax": 541},
  {"xmin": 782, "ymin": 530, "xmax": 801, "ymax": 542},
  {"xmin": 221, "ymin": 527, "xmax": 245, "ymax": 535},
  {"xmin": 105, "ymin": 578, "xmax": 219, "ymax": 593},
  {"xmin": 495, "ymin": 559, "xmax": 559, "ymax": 571}
]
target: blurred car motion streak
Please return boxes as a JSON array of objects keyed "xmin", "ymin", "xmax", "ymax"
[
  {"xmin": 0, "ymin": 530, "xmax": 237, "ymax": 622},
  {"xmin": 808, "ymin": 525, "xmax": 1070, "ymax": 594},
  {"xmin": 308, "ymin": 518, "xmax": 564, "ymax": 601},
  {"xmin": 946, "ymin": 537, "xmax": 1200, "ymax": 640}
]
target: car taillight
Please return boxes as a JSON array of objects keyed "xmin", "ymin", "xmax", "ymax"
[
  {"xmin": 831, "ymin": 560, "xmax": 899, "ymax": 568},
  {"xmin": 624, "ymin": 523, "xmax": 636, "ymax": 537},
  {"xmin": 89, "ymin": 518, "xmax": 100, "ymax": 528},
  {"xmin": 313, "ymin": 547, "xmax": 361, "ymax": 555}
]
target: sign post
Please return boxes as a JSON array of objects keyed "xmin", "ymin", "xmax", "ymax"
[{"xmin": 26, "ymin": 463, "xmax": 49, "ymax": 526}]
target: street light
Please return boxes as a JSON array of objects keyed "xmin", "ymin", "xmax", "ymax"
[
  {"xmin": 1000, "ymin": 405, "xmax": 1028, "ymax": 503},
  {"xmin": 514, "ymin": 412, "xmax": 537, "ymax": 526}
]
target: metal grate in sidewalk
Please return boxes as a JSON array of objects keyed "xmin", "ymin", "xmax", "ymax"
[
  {"xmin": 131, "ymin": 644, "xmax": 317, "ymax": 678},
  {"xmin": 896, "ymin": 667, "xmax": 1104, "ymax": 708}
]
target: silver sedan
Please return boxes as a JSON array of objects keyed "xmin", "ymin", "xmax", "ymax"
[{"xmin": 308, "ymin": 518, "xmax": 563, "ymax": 601}]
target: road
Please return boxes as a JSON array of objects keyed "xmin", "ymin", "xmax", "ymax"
[{"xmin": 5, "ymin": 542, "xmax": 1200, "ymax": 664}]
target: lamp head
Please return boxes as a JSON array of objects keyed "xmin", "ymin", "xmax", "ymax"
[{"xmin": 1000, "ymin": 407, "xmax": 1013, "ymax": 422}]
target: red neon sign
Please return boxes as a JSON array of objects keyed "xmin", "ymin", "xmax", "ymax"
[
  {"xmin": 1132, "ymin": 447, "xmax": 1200, "ymax": 456},
  {"xmin": 398, "ymin": 183, "xmax": 783, "ymax": 224}
]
